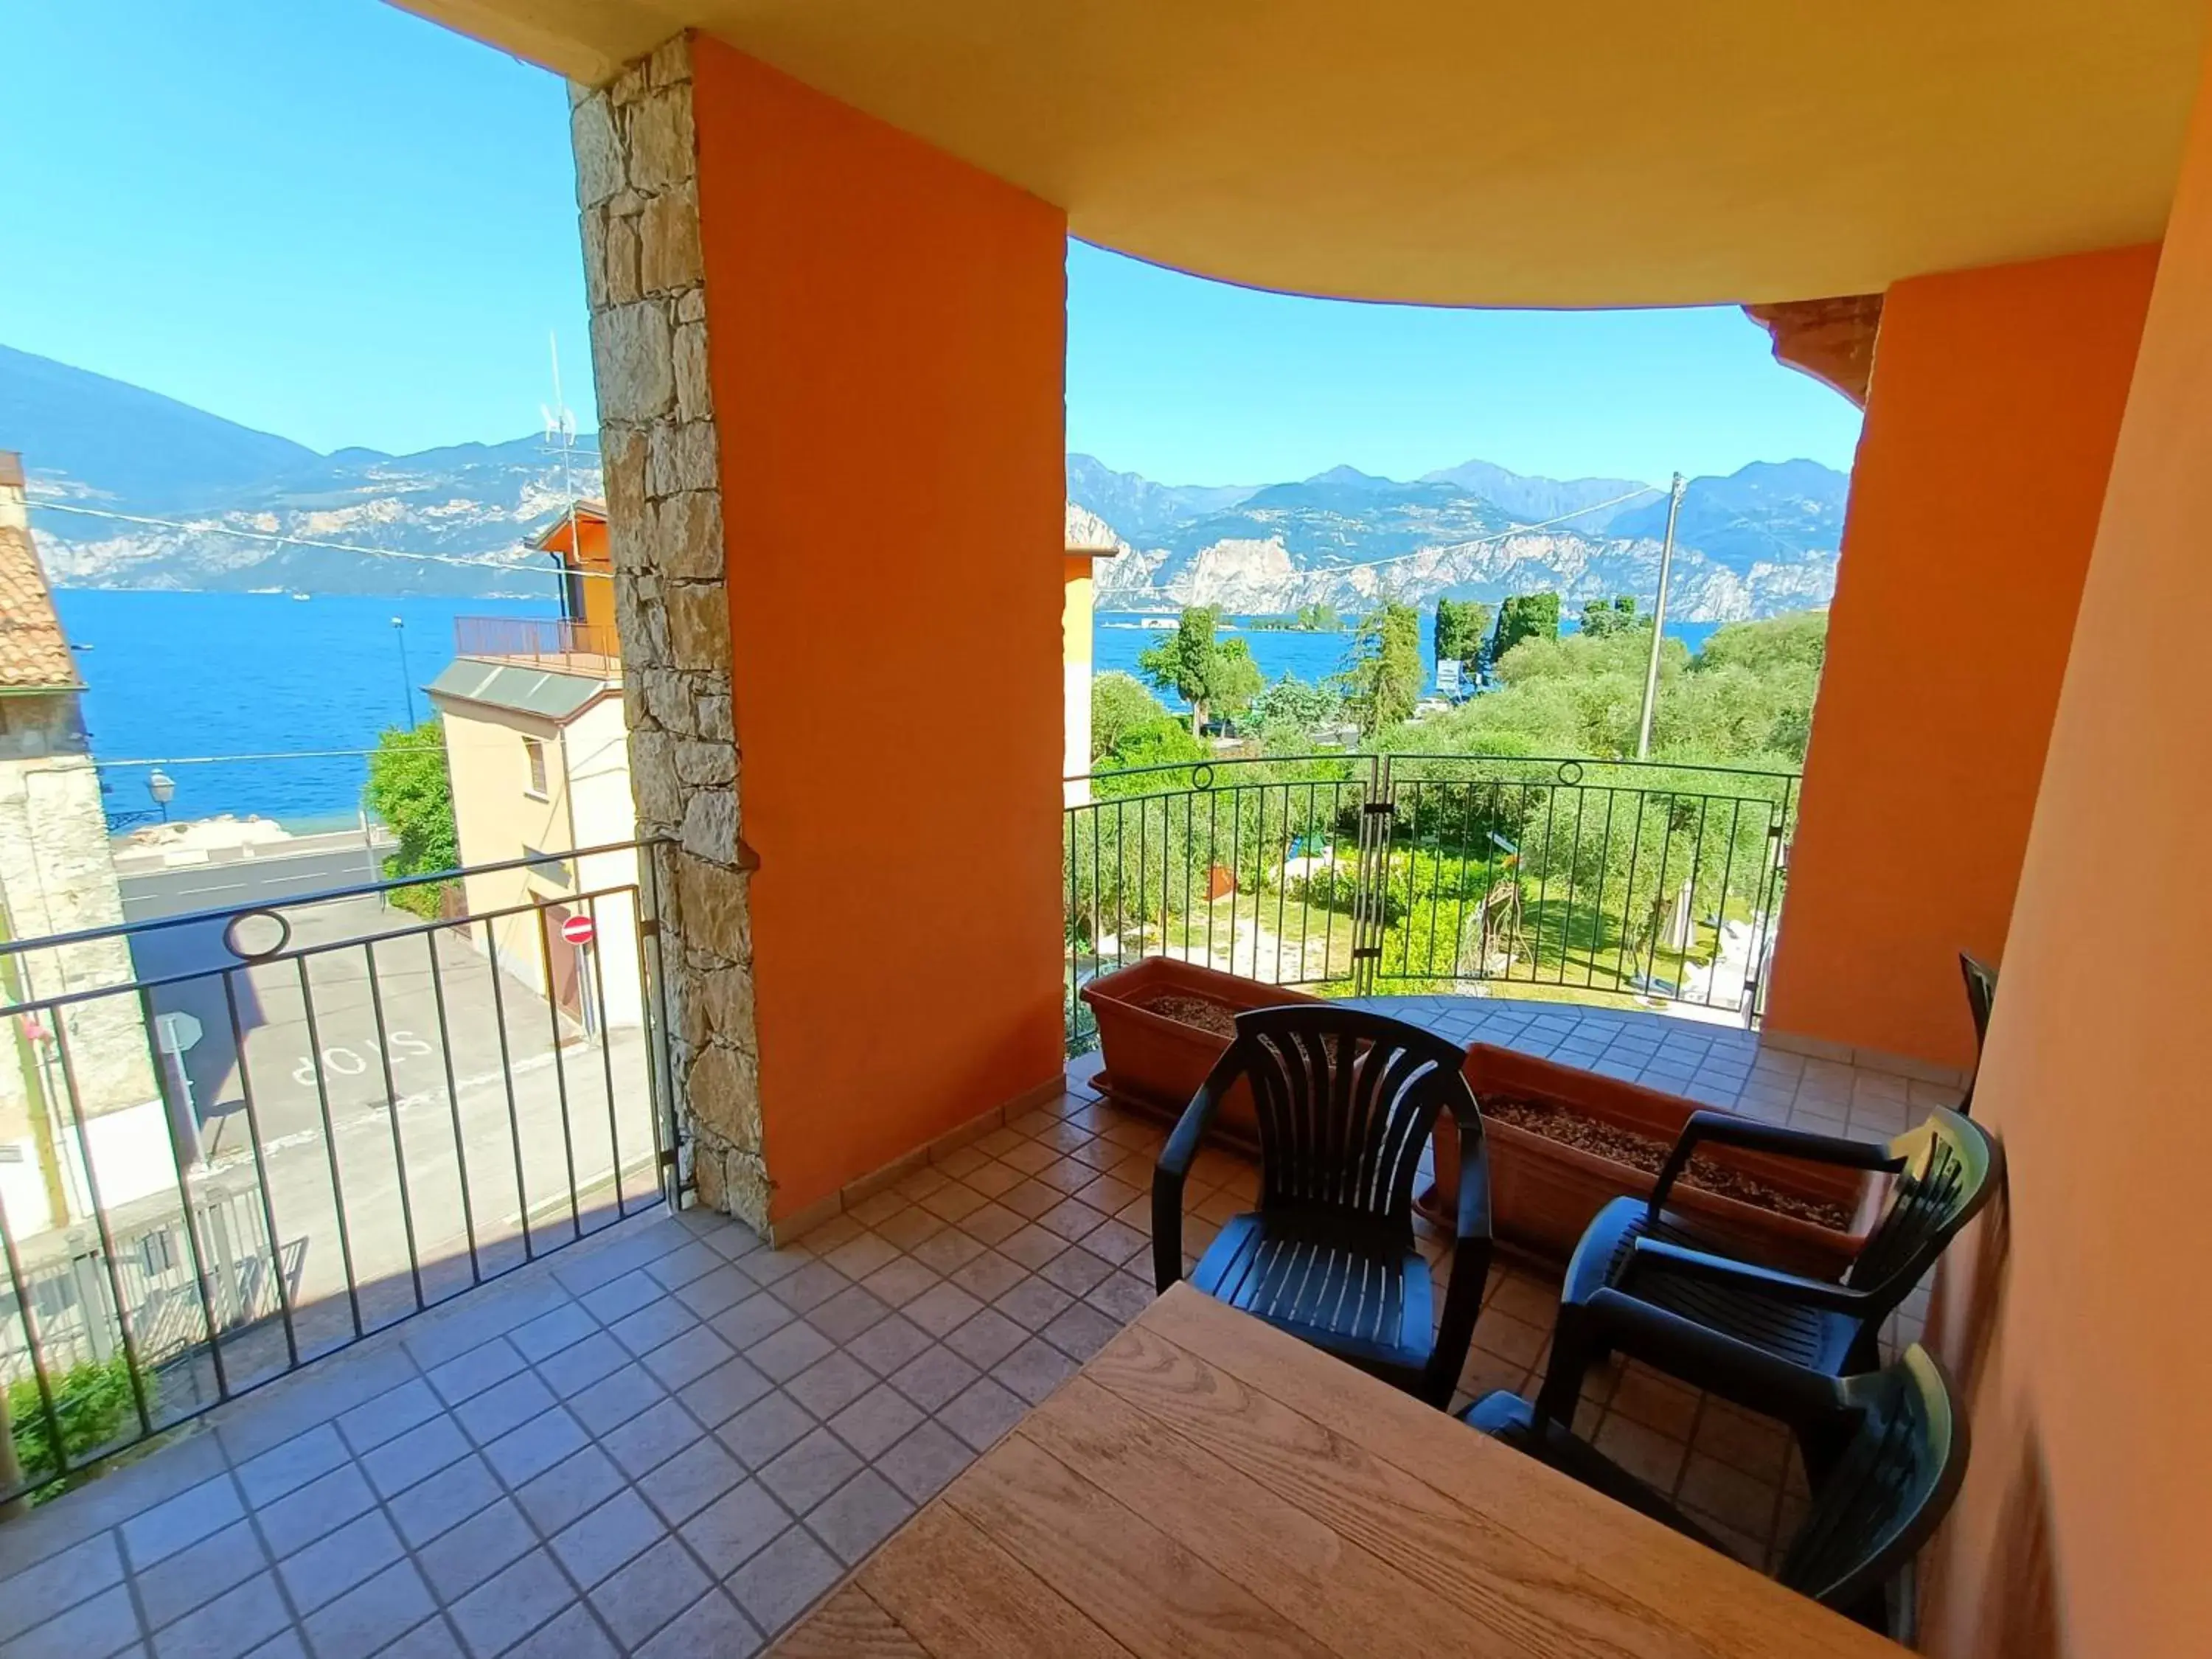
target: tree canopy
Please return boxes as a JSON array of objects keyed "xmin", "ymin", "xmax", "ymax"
[
  {"xmin": 1697, "ymin": 608, "xmax": 1828, "ymax": 675},
  {"xmin": 364, "ymin": 718, "xmax": 457, "ymax": 917},
  {"xmin": 1091, "ymin": 672, "xmax": 1168, "ymax": 760},
  {"xmin": 1247, "ymin": 602, "xmax": 1343, "ymax": 632},
  {"xmin": 1090, "ymin": 669, "xmax": 1208, "ymax": 775},
  {"xmin": 1491, "ymin": 591, "xmax": 1561, "ymax": 661},
  {"xmin": 1578, "ymin": 594, "xmax": 1643, "ymax": 638},
  {"xmin": 1248, "ymin": 674, "xmax": 1342, "ymax": 740},
  {"xmin": 1433, "ymin": 597, "xmax": 1492, "ymax": 669},
  {"xmin": 1399, "ymin": 608, "xmax": 1828, "ymax": 768},
  {"xmin": 1097, "ymin": 716, "xmax": 1208, "ymax": 775},
  {"xmin": 1340, "ymin": 602, "xmax": 1425, "ymax": 736},
  {"xmin": 1107, "ymin": 602, "xmax": 1830, "ymax": 773},
  {"xmin": 1208, "ymin": 638, "xmax": 1266, "ymax": 726},
  {"xmin": 1137, "ymin": 607, "xmax": 1265, "ymax": 733}
]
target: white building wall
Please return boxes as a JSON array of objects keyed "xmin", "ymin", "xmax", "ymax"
[
  {"xmin": 435, "ymin": 687, "xmax": 643, "ymax": 1032},
  {"xmin": 563, "ymin": 696, "xmax": 645, "ymax": 1029},
  {"xmin": 1063, "ymin": 656, "xmax": 1092, "ymax": 806}
]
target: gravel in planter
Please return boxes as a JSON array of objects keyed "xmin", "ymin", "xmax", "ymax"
[
  {"xmin": 1482, "ymin": 1094, "xmax": 1855, "ymax": 1231},
  {"xmin": 1140, "ymin": 992, "xmax": 1239, "ymax": 1037}
]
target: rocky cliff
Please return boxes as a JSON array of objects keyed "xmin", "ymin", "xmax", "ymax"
[{"xmin": 1077, "ymin": 456, "xmax": 1845, "ymax": 621}]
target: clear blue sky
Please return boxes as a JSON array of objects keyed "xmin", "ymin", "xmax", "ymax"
[
  {"xmin": 4, "ymin": 0, "xmax": 1862, "ymax": 484},
  {"xmin": 1068, "ymin": 246, "xmax": 1863, "ymax": 486}
]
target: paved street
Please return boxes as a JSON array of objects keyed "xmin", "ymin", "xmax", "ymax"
[
  {"xmin": 15, "ymin": 893, "xmax": 667, "ymax": 1412},
  {"xmin": 206, "ymin": 899, "xmax": 664, "ymax": 1368}
]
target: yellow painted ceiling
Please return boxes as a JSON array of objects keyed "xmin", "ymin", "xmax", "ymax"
[{"xmin": 399, "ymin": 0, "xmax": 2207, "ymax": 305}]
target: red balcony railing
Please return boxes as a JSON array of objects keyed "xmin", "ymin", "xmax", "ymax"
[{"xmin": 453, "ymin": 614, "xmax": 620, "ymax": 669}]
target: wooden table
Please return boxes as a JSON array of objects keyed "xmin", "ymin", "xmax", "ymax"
[{"xmin": 771, "ymin": 1283, "xmax": 1906, "ymax": 1657}]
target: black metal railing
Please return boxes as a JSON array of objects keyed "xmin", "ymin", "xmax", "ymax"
[
  {"xmin": 1063, "ymin": 753, "xmax": 1796, "ymax": 1048},
  {"xmin": 0, "ymin": 841, "xmax": 678, "ymax": 1506}
]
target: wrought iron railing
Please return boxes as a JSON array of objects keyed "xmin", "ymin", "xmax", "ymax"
[
  {"xmin": 453, "ymin": 613, "xmax": 619, "ymax": 667},
  {"xmin": 1063, "ymin": 753, "xmax": 1797, "ymax": 1048},
  {"xmin": 0, "ymin": 841, "xmax": 678, "ymax": 1506}
]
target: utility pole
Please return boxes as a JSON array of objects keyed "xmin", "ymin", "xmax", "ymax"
[
  {"xmin": 1635, "ymin": 472, "xmax": 1687, "ymax": 760},
  {"xmin": 392, "ymin": 617, "xmax": 417, "ymax": 727}
]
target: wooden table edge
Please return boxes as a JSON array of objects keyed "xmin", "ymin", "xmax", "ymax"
[{"xmin": 768, "ymin": 1283, "xmax": 1908, "ymax": 1658}]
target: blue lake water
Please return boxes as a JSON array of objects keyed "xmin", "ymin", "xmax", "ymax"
[
  {"xmin": 55, "ymin": 590, "xmax": 560, "ymax": 827},
  {"xmin": 51, "ymin": 592, "xmax": 1731, "ymax": 827}
]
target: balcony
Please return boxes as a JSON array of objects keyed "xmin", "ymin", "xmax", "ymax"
[
  {"xmin": 0, "ymin": 817, "xmax": 1955, "ymax": 1654},
  {"xmin": 453, "ymin": 616, "xmax": 621, "ymax": 678},
  {"xmin": 1063, "ymin": 752, "xmax": 1801, "ymax": 1042}
]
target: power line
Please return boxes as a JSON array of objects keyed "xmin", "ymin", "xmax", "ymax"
[
  {"xmin": 27, "ymin": 501, "xmax": 611, "ymax": 581},
  {"xmin": 97, "ymin": 731, "xmax": 611, "ymax": 768},
  {"xmin": 1321, "ymin": 484, "xmax": 1666, "ymax": 574},
  {"xmin": 97, "ymin": 748, "xmax": 390, "ymax": 768}
]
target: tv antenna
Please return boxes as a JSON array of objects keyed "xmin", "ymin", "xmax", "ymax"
[{"xmin": 543, "ymin": 332, "xmax": 584, "ymax": 601}]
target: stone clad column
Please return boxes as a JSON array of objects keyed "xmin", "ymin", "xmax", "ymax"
[
  {"xmin": 571, "ymin": 35, "xmax": 767, "ymax": 1228},
  {"xmin": 571, "ymin": 29, "xmax": 1065, "ymax": 1234}
]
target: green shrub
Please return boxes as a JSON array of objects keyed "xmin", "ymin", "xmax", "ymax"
[
  {"xmin": 1288, "ymin": 865, "xmax": 1394, "ymax": 922},
  {"xmin": 7, "ymin": 1354, "xmax": 150, "ymax": 1504},
  {"xmin": 364, "ymin": 718, "xmax": 456, "ymax": 919}
]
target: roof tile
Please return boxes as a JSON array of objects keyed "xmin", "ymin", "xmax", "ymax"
[{"xmin": 0, "ymin": 523, "xmax": 81, "ymax": 691}]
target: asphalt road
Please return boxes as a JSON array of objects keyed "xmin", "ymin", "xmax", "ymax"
[{"xmin": 147, "ymin": 895, "xmax": 666, "ymax": 1364}]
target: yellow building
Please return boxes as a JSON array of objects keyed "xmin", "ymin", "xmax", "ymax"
[
  {"xmin": 428, "ymin": 501, "xmax": 642, "ymax": 1030},
  {"xmin": 1062, "ymin": 502, "xmax": 1121, "ymax": 802}
]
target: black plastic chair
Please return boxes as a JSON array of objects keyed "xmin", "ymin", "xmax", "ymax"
[
  {"xmin": 1466, "ymin": 1343, "xmax": 1969, "ymax": 1640},
  {"xmin": 1530, "ymin": 1106, "xmax": 1997, "ymax": 1472},
  {"xmin": 1152, "ymin": 1004, "xmax": 1492, "ymax": 1408},
  {"xmin": 1958, "ymin": 952, "xmax": 1998, "ymax": 1115}
]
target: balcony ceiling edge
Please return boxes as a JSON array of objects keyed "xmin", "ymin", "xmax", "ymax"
[{"xmin": 387, "ymin": 0, "xmax": 2205, "ymax": 307}]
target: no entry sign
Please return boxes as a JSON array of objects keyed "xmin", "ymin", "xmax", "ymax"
[{"xmin": 560, "ymin": 914, "xmax": 596, "ymax": 947}]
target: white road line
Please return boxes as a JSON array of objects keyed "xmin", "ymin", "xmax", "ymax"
[{"xmin": 203, "ymin": 1039, "xmax": 616, "ymax": 1173}]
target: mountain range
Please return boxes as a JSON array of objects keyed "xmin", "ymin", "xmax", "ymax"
[
  {"xmin": 1070, "ymin": 452, "xmax": 1846, "ymax": 621},
  {"xmin": 2, "ymin": 344, "xmax": 597, "ymax": 598},
  {"xmin": 2, "ymin": 343, "xmax": 1846, "ymax": 617}
]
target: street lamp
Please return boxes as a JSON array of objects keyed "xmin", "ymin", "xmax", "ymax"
[
  {"xmin": 147, "ymin": 767, "xmax": 175, "ymax": 822},
  {"xmin": 392, "ymin": 616, "xmax": 418, "ymax": 727}
]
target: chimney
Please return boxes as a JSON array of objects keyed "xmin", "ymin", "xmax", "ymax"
[{"xmin": 0, "ymin": 451, "xmax": 26, "ymax": 533}]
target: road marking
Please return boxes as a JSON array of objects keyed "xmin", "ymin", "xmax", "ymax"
[{"xmin": 206, "ymin": 1038, "xmax": 618, "ymax": 1174}]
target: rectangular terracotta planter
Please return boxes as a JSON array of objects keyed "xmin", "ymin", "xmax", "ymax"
[
  {"xmin": 1079, "ymin": 957, "xmax": 1323, "ymax": 1150},
  {"xmin": 1427, "ymin": 1043, "xmax": 1874, "ymax": 1279}
]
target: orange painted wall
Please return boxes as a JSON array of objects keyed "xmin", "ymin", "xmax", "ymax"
[
  {"xmin": 1920, "ymin": 35, "xmax": 2212, "ymax": 1656},
  {"xmin": 540, "ymin": 511, "xmax": 616, "ymax": 640},
  {"xmin": 1764, "ymin": 245, "xmax": 2157, "ymax": 1069},
  {"xmin": 689, "ymin": 36, "xmax": 1068, "ymax": 1221}
]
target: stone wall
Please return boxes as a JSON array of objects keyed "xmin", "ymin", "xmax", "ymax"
[
  {"xmin": 0, "ymin": 748, "xmax": 160, "ymax": 1148},
  {"xmin": 571, "ymin": 34, "xmax": 768, "ymax": 1229}
]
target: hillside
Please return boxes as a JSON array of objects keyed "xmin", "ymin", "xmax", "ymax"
[
  {"xmin": 1, "ymin": 343, "xmax": 1845, "ymax": 615},
  {"xmin": 0, "ymin": 344, "xmax": 318, "ymax": 509},
  {"xmin": 1, "ymin": 346, "xmax": 597, "ymax": 598},
  {"xmin": 1415, "ymin": 458, "xmax": 1647, "ymax": 529},
  {"xmin": 1076, "ymin": 456, "xmax": 1847, "ymax": 622}
]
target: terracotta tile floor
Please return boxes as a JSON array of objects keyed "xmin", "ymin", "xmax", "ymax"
[{"xmin": 0, "ymin": 998, "xmax": 1952, "ymax": 1658}]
